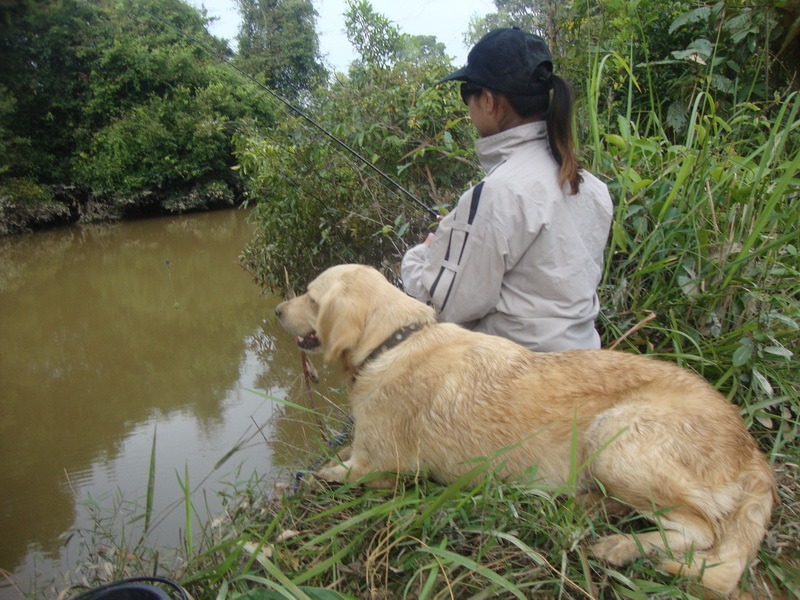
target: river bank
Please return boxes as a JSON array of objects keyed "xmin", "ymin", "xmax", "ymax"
[{"xmin": 0, "ymin": 184, "xmax": 244, "ymax": 236}]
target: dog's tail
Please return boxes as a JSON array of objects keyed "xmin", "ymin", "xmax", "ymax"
[{"xmin": 659, "ymin": 460, "xmax": 776, "ymax": 596}]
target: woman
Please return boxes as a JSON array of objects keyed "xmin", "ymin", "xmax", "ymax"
[{"xmin": 401, "ymin": 27, "xmax": 613, "ymax": 351}]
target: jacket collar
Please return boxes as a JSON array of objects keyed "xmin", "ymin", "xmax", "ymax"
[{"xmin": 475, "ymin": 120, "xmax": 548, "ymax": 174}]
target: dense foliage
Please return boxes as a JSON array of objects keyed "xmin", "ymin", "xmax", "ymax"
[
  {"xmin": 236, "ymin": 0, "xmax": 477, "ymax": 290},
  {"xmin": 0, "ymin": 0, "xmax": 312, "ymax": 233},
  {"xmin": 467, "ymin": 0, "xmax": 800, "ymax": 134}
]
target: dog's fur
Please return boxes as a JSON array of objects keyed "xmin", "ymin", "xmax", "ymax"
[{"xmin": 275, "ymin": 264, "xmax": 775, "ymax": 596}]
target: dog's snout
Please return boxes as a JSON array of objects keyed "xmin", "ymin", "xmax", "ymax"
[{"xmin": 275, "ymin": 303, "xmax": 283, "ymax": 318}]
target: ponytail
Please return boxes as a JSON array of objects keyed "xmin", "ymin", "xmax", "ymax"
[
  {"xmin": 545, "ymin": 75, "xmax": 582, "ymax": 195},
  {"xmin": 505, "ymin": 72, "xmax": 583, "ymax": 195}
]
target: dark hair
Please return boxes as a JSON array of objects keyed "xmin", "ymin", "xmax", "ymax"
[{"xmin": 504, "ymin": 71, "xmax": 582, "ymax": 195}]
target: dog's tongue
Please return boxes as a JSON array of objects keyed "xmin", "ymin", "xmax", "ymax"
[{"xmin": 296, "ymin": 332, "xmax": 320, "ymax": 350}]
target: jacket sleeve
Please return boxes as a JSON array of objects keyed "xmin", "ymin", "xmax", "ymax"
[
  {"xmin": 400, "ymin": 242, "xmax": 433, "ymax": 303},
  {"xmin": 401, "ymin": 183, "xmax": 508, "ymax": 326}
]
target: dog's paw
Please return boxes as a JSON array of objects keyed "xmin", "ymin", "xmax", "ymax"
[
  {"xmin": 336, "ymin": 445, "xmax": 353, "ymax": 462},
  {"xmin": 590, "ymin": 534, "xmax": 640, "ymax": 566},
  {"xmin": 315, "ymin": 462, "xmax": 350, "ymax": 483}
]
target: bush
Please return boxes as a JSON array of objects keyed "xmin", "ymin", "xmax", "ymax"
[{"xmin": 0, "ymin": 178, "xmax": 70, "ymax": 234}]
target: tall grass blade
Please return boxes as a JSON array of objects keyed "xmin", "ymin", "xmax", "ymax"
[
  {"xmin": 240, "ymin": 563, "xmax": 314, "ymax": 599},
  {"xmin": 245, "ymin": 387, "xmax": 321, "ymax": 415},
  {"xmin": 411, "ymin": 463, "xmax": 488, "ymax": 527},
  {"xmin": 144, "ymin": 425, "xmax": 157, "ymax": 533},
  {"xmin": 418, "ymin": 545, "xmax": 526, "ymax": 599},
  {"xmin": 302, "ymin": 494, "xmax": 419, "ymax": 548},
  {"xmin": 176, "ymin": 463, "xmax": 193, "ymax": 555},
  {"xmin": 291, "ymin": 538, "xmax": 359, "ymax": 586}
]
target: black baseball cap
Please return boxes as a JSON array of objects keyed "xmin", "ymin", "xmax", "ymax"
[{"xmin": 436, "ymin": 27, "xmax": 553, "ymax": 95}]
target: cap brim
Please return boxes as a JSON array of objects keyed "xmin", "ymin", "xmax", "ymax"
[{"xmin": 434, "ymin": 65, "xmax": 470, "ymax": 86}]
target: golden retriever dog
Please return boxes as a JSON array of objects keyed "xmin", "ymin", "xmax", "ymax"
[{"xmin": 275, "ymin": 264, "xmax": 775, "ymax": 597}]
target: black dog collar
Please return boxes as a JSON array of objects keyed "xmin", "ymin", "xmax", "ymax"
[{"xmin": 355, "ymin": 323, "xmax": 425, "ymax": 377}]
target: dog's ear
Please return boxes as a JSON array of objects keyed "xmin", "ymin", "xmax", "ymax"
[{"xmin": 315, "ymin": 286, "xmax": 366, "ymax": 369}]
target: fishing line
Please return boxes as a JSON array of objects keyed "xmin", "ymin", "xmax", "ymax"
[{"xmin": 137, "ymin": 5, "xmax": 439, "ymax": 218}]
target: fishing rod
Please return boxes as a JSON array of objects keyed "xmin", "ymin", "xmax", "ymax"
[{"xmin": 138, "ymin": 5, "xmax": 440, "ymax": 218}]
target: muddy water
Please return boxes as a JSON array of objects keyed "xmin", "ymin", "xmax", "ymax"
[{"xmin": 0, "ymin": 210, "xmax": 337, "ymax": 597}]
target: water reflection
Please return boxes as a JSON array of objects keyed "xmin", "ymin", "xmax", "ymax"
[{"xmin": 0, "ymin": 211, "xmax": 339, "ymax": 596}]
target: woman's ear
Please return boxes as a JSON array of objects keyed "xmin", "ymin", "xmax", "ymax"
[{"xmin": 481, "ymin": 89, "xmax": 498, "ymax": 113}]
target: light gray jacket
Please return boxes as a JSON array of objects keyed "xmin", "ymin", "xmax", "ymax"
[{"xmin": 401, "ymin": 121, "xmax": 613, "ymax": 351}]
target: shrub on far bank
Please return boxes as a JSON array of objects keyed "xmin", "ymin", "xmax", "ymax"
[
  {"xmin": 0, "ymin": 178, "xmax": 70, "ymax": 235},
  {"xmin": 0, "ymin": 0, "xmax": 277, "ymax": 235}
]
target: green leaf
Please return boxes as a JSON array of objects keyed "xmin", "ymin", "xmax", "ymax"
[
  {"xmin": 669, "ymin": 7, "xmax": 711, "ymax": 34},
  {"xmin": 751, "ymin": 368, "xmax": 774, "ymax": 397},
  {"xmin": 606, "ymin": 134, "xmax": 626, "ymax": 150},
  {"xmin": 762, "ymin": 346, "xmax": 793, "ymax": 361},
  {"xmin": 732, "ymin": 339, "xmax": 754, "ymax": 367}
]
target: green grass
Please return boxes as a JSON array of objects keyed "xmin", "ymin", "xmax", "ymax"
[
  {"xmin": 50, "ymin": 394, "xmax": 799, "ymax": 600},
  {"xmin": 184, "ymin": 463, "xmax": 657, "ymax": 598},
  {"xmin": 175, "ymin": 437, "xmax": 799, "ymax": 599},
  {"xmin": 588, "ymin": 67, "xmax": 800, "ymax": 454}
]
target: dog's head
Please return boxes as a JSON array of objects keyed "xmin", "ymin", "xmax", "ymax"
[{"xmin": 275, "ymin": 264, "xmax": 435, "ymax": 375}]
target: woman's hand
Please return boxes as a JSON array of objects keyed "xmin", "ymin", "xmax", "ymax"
[{"xmin": 424, "ymin": 214, "xmax": 445, "ymax": 247}]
